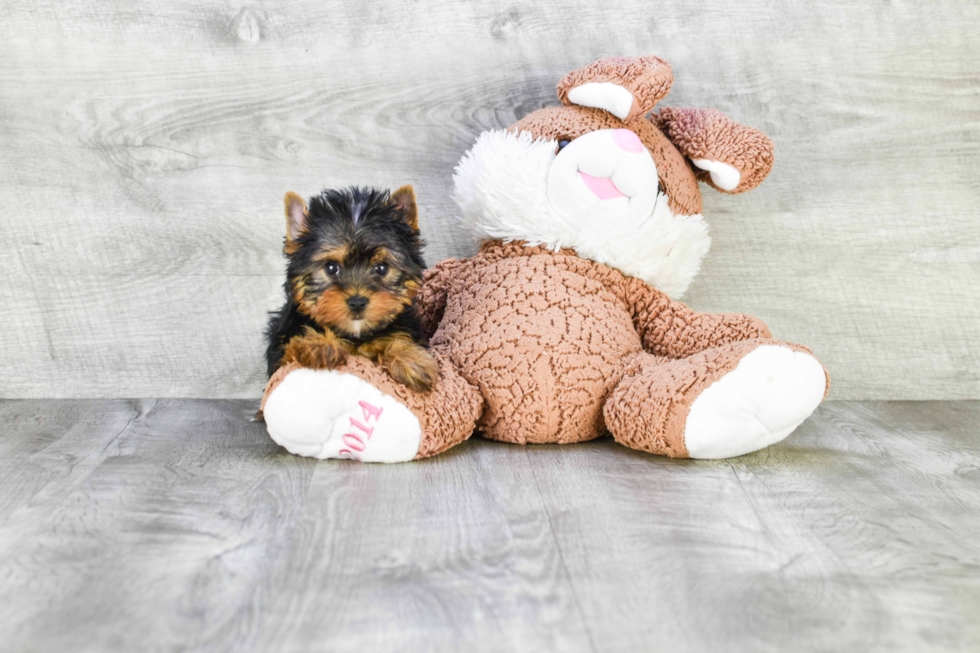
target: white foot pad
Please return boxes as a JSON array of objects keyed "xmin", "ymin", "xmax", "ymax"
[
  {"xmin": 263, "ymin": 368, "xmax": 421, "ymax": 463},
  {"xmin": 684, "ymin": 346, "xmax": 826, "ymax": 459},
  {"xmin": 691, "ymin": 158, "xmax": 741, "ymax": 191}
]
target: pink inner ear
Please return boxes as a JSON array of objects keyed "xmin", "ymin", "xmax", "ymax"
[{"xmin": 287, "ymin": 199, "xmax": 306, "ymax": 237}]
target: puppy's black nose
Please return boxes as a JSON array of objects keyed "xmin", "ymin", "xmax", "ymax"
[{"xmin": 346, "ymin": 295, "xmax": 369, "ymax": 312}]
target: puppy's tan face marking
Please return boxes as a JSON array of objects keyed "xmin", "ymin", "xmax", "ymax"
[
  {"xmin": 370, "ymin": 248, "xmax": 390, "ymax": 266},
  {"xmin": 311, "ymin": 244, "xmax": 349, "ymax": 264},
  {"xmin": 292, "ymin": 240, "xmax": 419, "ymax": 338}
]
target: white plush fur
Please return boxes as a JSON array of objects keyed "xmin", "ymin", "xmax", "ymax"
[{"xmin": 452, "ymin": 129, "xmax": 712, "ymax": 298}]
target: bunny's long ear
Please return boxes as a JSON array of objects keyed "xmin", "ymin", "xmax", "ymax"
[
  {"xmin": 652, "ymin": 108, "xmax": 775, "ymax": 194},
  {"xmin": 557, "ymin": 56, "xmax": 673, "ymax": 123}
]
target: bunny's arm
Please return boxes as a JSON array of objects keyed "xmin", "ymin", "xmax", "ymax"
[
  {"xmin": 415, "ymin": 258, "xmax": 467, "ymax": 342},
  {"xmin": 623, "ymin": 275, "xmax": 771, "ymax": 359}
]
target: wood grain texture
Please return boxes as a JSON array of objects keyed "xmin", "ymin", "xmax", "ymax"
[
  {"xmin": 0, "ymin": 0, "xmax": 978, "ymax": 399},
  {"xmin": 1, "ymin": 399, "xmax": 978, "ymax": 652}
]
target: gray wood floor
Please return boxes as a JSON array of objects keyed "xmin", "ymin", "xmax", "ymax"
[{"xmin": 1, "ymin": 400, "xmax": 978, "ymax": 652}]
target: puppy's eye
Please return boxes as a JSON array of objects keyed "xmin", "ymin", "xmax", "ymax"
[
  {"xmin": 325, "ymin": 262, "xmax": 340, "ymax": 276},
  {"xmin": 556, "ymin": 139, "xmax": 571, "ymax": 154},
  {"xmin": 372, "ymin": 262, "xmax": 389, "ymax": 276}
]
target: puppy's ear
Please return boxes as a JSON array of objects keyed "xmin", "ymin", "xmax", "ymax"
[
  {"xmin": 283, "ymin": 192, "xmax": 308, "ymax": 246},
  {"xmin": 390, "ymin": 185, "xmax": 419, "ymax": 231}
]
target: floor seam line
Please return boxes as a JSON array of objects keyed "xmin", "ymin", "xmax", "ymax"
[{"xmin": 526, "ymin": 448, "xmax": 600, "ymax": 653}]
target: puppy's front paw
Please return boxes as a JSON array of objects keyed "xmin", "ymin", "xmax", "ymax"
[
  {"xmin": 300, "ymin": 344, "xmax": 348, "ymax": 370},
  {"xmin": 383, "ymin": 344, "xmax": 439, "ymax": 393},
  {"xmin": 283, "ymin": 335, "xmax": 348, "ymax": 371}
]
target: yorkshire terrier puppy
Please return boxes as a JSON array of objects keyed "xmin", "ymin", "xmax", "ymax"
[{"xmin": 265, "ymin": 186, "xmax": 438, "ymax": 393}]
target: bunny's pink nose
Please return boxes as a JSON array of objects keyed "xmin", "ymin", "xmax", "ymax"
[{"xmin": 613, "ymin": 129, "xmax": 644, "ymax": 153}]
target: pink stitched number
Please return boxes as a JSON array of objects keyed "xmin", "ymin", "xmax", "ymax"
[
  {"xmin": 337, "ymin": 401, "xmax": 381, "ymax": 460},
  {"xmin": 359, "ymin": 400, "xmax": 383, "ymax": 422},
  {"xmin": 349, "ymin": 417, "xmax": 374, "ymax": 439},
  {"xmin": 342, "ymin": 433, "xmax": 366, "ymax": 452}
]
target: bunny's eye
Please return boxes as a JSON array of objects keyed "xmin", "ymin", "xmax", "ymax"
[{"xmin": 556, "ymin": 139, "xmax": 571, "ymax": 153}]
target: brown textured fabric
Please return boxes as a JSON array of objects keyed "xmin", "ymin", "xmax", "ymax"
[
  {"xmin": 510, "ymin": 105, "xmax": 703, "ymax": 216},
  {"xmin": 429, "ymin": 242, "xmax": 645, "ymax": 444},
  {"xmin": 262, "ymin": 352, "xmax": 485, "ymax": 460},
  {"xmin": 416, "ymin": 257, "xmax": 466, "ymax": 342},
  {"xmin": 621, "ymin": 274, "xmax": 772, "ymax": 357},
  {"xmin": 557, "ymin": 55, "xmax": 674, "ymax": 123},
  {"xmin": 420, "ymin": 241, "xmax": 805, "ymax": 447},
  {"xmin": 653, "ymin": 107, "xmax": 775, "ymax": 194}
]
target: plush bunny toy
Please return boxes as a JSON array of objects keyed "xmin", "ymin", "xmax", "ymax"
[{"xmin": 261, "ymin": 55, "xmax": 829, "ymax": 463}]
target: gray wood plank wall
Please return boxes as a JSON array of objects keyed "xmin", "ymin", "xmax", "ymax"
[{"xmin": 1, "ymin": 0, "xmax": 978, "ymax": 399}]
